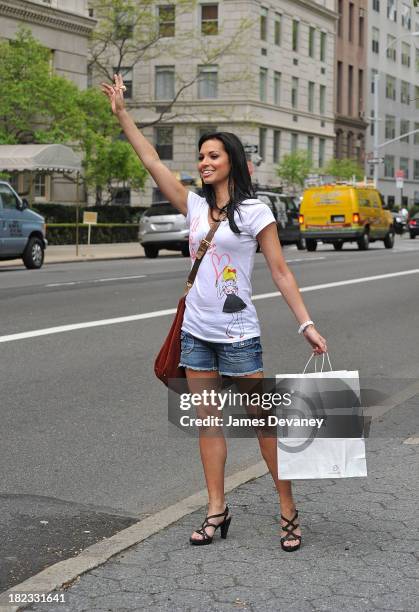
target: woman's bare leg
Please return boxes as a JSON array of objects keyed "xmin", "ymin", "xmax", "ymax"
[
  {"xmin": 233, "ymin": 371, "xmax": 301, "ymax": 548},
  {"xmin": 185, "ymin": 369, "xmax": 231, "ymax": 541}
]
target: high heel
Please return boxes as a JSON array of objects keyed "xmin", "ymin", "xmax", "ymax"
[
  {"xmin": 280, "ymin": 509, "xmax": 302, "ymax": 552},
  {"xmin": 190, "ymin": 506, "xmax": 231, "ymax": 546}
]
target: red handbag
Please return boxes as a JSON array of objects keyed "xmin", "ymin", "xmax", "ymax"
[{"xmin": 154, "ymin": 219, "xmax": 222, "ymax": 388}]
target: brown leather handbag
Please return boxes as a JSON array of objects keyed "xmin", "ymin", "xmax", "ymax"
[{"xmin": 154, "ymin": 219, "xmax": 222, "ymax": 388}]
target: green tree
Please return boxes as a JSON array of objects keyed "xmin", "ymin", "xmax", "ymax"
[
  {"xmin": 0, "ymin": 28, "xmax": 82, "ymax": 144},
  {"xmin": 322, "ymin": 158, "xmax": 364, "ymax": 181},
  {"xmin": 276, "ymin": 151, "xmax": 313, "ymax": 192},
  {"xmin": 0, "ymin": 28, "xmax": 147, "ymax": 204}
]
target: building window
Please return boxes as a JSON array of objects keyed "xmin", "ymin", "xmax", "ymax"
[
  {"xmin": 201, "ymin": 4, "xmax": 218, "ymax": 35},
  {"xmin": 274, "ymin": 71, "xmax": 281, "ymax": 105},
  {"xmin": 260, "ymin": 7, "xmax": 268, "ymax": 41},
  {"xmin": 414, "ymin": 122, "xmax": 419, "ymax": 145},
  {"xmin": 401, "ymin": 42, "xmax": 411, "ymax": 67},
  {"xmin": 358, "ymin": 69, "xmax": 364, "ymax": 114},
  {"xmin": 384, "ymin": 155, "xmax": 395, "ymax": 177},
  {"xmin": 347, "ymin": 132, "xmax": 354, "ymax": 158},
  {"xmin": 291, "ymin": 77, "xmax": 299, "ymax": 109},
  {"xmin": 385, "ymin": 75, "xmax": 396, "ymax": 100},
  {"xmin": 359, "ymin": 10, "xmax": 364, "ymax": 46},
  {"xmin": 113, "ymin": 66, "xmax": 133, "ymax": 98},
  {"xmin": 387, "ymin": 34, "xmax": 396, "ymax": 60},
  {"xmin": 385, "ymin": 115, "xmax": 396, "ymax": 139},
  {"xmin": 114, "ymin": 9, "xmax": 134, "ymax": 39},
  {"xmin": 158, "ymin": 5, "xmax": 175, "ymax": 37},
  {"xmin": 414, "ymin": 160, "xmax": 419, "ymax": 180},
  {"xmin": 259, "ymin": 127, "xmax": 267, "ymax": 161},
  {"xmin": 197, "ymin": 125, "xmax": 216, "ymax": 144},
  {"xmin": 370, "ymin": 110, "xmax": 375, "ymax": 136},
  {"xmin": 401, "ymin": 3, "xmax": 411, "ymax": 29},
  {"xmin": 372, "ymin": 27, "xmax": 379, "ymax": 53},
  {"xmin": 338, "ymin": 0, "xmax": 343, "ymax": 37},
  {"xmin": 307, "ymin": 136, "xmax": 314, "ymax": 163},
  {"xmin": 309, "ymin": 27, "xmax": 315, "ymax": 58},
  {"xmin": 319, "ymin": 138, "xmax": 325, "ymax": 167},
  {"xmin": 198, "ymin": 65, "xmax": 218, "ymax": 99},
  {"xmin": 320, "ymin": 31, "xmax": 326, "ymax": 62},
  {"xmin": 292, "ymin": 20, "xmax": 299, "ymax": 52},
  {"xmin": 415, "ymin": 86, "xmax": 419, "ymax": 109},
  {"xmin": 291, "ymin": 133, "xmax": 298, "ymax": 153},
  {"xmin": 349, "ymin": 3, "xmax": 354, "ymax": 41},
  {"xmin": 273, "ymin": 130, "xmax": 281, "ymax": 163},
  {"xmin": 401, "ymin": 80, "xmax": 410, "ymax": 104},
  {"xmin": 34, "ymin": 174, "xmax": 47, "ymax": 199},
  {"xmin": 259, "ymin": 68, "xmax": 268, "ymax": 102},
  {"xmin": 154, "ymin": 126, "xmax": 173, "ymax": 159},
  {"xmin": 387, "ymin": 0, "xmax": 397, "ymax": 22},
  {"xmin": 155, "ymin": 66, "xmax": 175, "ymax": 100},
  {"xmin": 308, "ymin": 81, "xmax": 315, "ymax": 113},
  {"xmin": 348, "ymin": 65, "xmax": 353, "ymax": 115},
  {"xmin": 337, "ymin": 61, "xmax": 343, "ymax": 113},
  {"xmin": 373, "ymin": 0, "xmax": 380, "ymax": 11},
  {"xmin": 400, "ymin": 157, "xmax": 409, "ymax": 179},
  {"xmin": 320, "ymin": 84, "xmax": 326, "ymax": 115},
  {"xmin": 400, "ymin": 119, "xmax": 410, "ymax": 143},
  {"xmin": 274, "ymin": 13, "xmax": 281, "ymax": 46},
  {"xmin": 371, "ymin": 68, "xmax": 378, "ymax": 93}
]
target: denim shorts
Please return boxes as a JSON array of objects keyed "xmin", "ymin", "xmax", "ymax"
[{"xmin": 178, "ymin": 330, "xmax": 263, "ymax": 377}]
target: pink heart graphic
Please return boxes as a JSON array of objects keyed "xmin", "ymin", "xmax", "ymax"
[{"xmin": 211, "ymin": 252, "xmax": 231, "ymax": 284}]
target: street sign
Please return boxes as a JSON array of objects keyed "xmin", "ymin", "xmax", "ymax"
[
  {"xmin": 396, "ymin": 170, "xmax": 404, "ymax": 190},
  {"xmin": 396, "ymin": 178, "xmax": 404, "ymax": 189},
  {"xmin": 243, "ymin": 144, "xmax": 258, "ymax": 154},
  {"xmin": 83, "ymin": 212, "xmax": 98, "ymax": 246}
]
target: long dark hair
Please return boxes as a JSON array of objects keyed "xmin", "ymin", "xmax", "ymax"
[{"xmin": 198, "ymin": 132, "xmax": 255, "ymax": 234}]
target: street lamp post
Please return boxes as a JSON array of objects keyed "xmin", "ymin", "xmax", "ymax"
[{"xmin": 372, "ymin": 31, "xmax": 419, "ymax": 184}]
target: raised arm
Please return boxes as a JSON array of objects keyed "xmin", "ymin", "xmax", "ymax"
[{"xmin": 101, "ymin": 74, "xmax": 188, "ymax": 215}]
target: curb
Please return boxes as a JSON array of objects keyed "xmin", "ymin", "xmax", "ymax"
[{"xmin": 0, "ymin": 461, "xmax": 268, "ymax": 611}]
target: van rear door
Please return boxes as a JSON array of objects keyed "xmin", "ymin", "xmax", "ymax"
[
  {"xmin": 0, "ymin": 184, "xmax": 26, "ymax": 256},
  {"xmin": 302, "ymin": 187, "xmax": 353, "ymax": 231}
]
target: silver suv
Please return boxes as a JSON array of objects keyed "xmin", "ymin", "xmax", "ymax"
[{"xmin": 139, "ymin": 202, "xmax": 189, "ymax": 258}]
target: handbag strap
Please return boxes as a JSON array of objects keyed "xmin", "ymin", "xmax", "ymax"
[{"xmin": 184, "ymin": 215, "xmax": 223, "ymax": 295}]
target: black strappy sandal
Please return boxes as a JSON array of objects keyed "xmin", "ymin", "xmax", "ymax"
[
  {"xmin": 280, "ymin": 509, "xmax": 302, "ymax": 552},
  {"xmin": 189, "ymin": 506, "xmax": 232, "ymax": 546}
]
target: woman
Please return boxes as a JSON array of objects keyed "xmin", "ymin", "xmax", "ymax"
[{"xmin": 102, "ymin": 74, "xmax": 327, "ymax": 552}]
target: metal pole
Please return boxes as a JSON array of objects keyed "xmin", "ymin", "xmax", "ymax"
[
  {"xmin": 373, "ymin": 73, "xmax": 380, "ymax": 185},
  {"xmin": 76, "ymin": 171, "xmax": 80, "ymax": 257}
]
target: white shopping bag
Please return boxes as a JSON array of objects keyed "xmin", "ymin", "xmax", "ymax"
[{"xmin": 275, "ymin": 354, "xmax": 367, "ymax": 479}]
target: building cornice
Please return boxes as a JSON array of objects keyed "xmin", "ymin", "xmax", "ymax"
[
  {"xmin": 0, "ymin": 0, "xmax": 97, "ymax": 36},
  {"xmin": 335, "ymin": 114, "xmax": 368, "ymax": 130},
  {"xmin": 280, "ymin": 0, "xmax": 338, "ymax": 21}
]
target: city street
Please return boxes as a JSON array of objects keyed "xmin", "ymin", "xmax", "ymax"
[{"xmin": 0, "ymin": 236, "xmax": 418, "ymax": 608}]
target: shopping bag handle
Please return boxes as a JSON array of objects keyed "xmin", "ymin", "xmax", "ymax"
[{"xmin": 303, "ymin": 352, "xmax": 333, "ymax": 374}]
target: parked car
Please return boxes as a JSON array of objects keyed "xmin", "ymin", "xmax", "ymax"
[
  {"xmin": 0, "ymin": 181, "xmax": 47, "ymax": 268},
  {"xmin": 408, "ymin": 212, "xmax": 419, "ymax": 239},
  {"xmin": 139, "ymin": 201, "xmax": 189, "ymax": 258},
  {"xmin": 255, "ymin": 191, "xmax": 306, "ymax": 250},
  {"xmin": 299, "ymin": 183, "xmax": 394, "ymax": 251}
]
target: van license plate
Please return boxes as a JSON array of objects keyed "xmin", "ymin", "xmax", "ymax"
[{"xmin": 331, "ymin": 215, "xmax": 345, "ymax": 223}]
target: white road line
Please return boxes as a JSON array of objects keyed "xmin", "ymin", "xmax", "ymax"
[
  {"xmin": 286, "ymin": 256, "xmax": 325, "ymax": 263},
  {"xmin": 2, "ymin": 268, "xmax": 419, "ymax": 344},
  {"xmin": 46, "ymin": 275, "xmax": 146, "ymax": 287},
  {"xmin": 403, "ymin": 436, "xmax": 419, "ymax": 445}
]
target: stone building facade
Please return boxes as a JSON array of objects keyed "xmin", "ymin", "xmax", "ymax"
[
  {"xmin": 335, "ymin": 0, "xmax": 368, "ymax": 164},
  {"xmin": 365, "ymin": 0, "xmax": 419, "ymax": 206},
  {"xmin": 106, "ymin": 0, "xmax": 338, "ymax": 206}
]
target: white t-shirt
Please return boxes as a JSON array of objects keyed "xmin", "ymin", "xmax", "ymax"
[{"xmin": 182, "ymin": 191, "xmax": 276, "ymax": 343}]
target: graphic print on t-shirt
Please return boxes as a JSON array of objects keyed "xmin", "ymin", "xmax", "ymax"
[{"xmin": 215, "ymin": 263, "xmax": 247, "ymax": 338}]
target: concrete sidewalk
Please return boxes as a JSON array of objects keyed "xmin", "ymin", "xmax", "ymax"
[
  {"xmin": 0, "ymin": 243, "xmax": 178, "ymax": 267},
  {"xmin": 13, "ymin": 396, "xmax": 419, "ymax": 612}
]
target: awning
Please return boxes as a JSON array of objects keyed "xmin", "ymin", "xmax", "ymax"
[{"xmin": 0, "ymin": 144, "xmax": 81, "ymax": 173}]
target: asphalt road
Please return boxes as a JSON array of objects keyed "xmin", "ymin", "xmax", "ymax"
[{"xmin": 1, "ymin": 236, "xmax": 419, "ymax": 591}]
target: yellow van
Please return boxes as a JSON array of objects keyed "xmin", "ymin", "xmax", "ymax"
[{"xmin": 299, "ymin": 184, "xmax": 394, "ymax": 251}]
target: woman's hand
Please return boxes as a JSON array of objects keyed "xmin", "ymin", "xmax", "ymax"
[
  {"xmin": 303, "ymin": 325, "xmax": 327, "ymax": 354},
  {"xmin": 100, "ymin": 74, "xmax": 126, "ymax": 116}
]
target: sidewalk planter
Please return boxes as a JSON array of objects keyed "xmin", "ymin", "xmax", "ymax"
[{"xmin": 46, "ymin": 223, "xmax": 139, "ymax": 245}]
